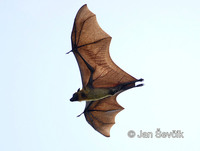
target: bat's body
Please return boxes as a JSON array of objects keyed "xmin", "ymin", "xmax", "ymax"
[
  {"xmin": 70, "ymin": 79, "xmax": 143, "ymax": 102},
  {"xmin": 68, "ymin": 4, "xmax": 144, "ymax": 137},
  {"xmin": 71, "ymin": 87, "xmax": 112, "ymax": 102}
]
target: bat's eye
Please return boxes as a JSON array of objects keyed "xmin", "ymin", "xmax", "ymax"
[
  {"xmin": 70, "ymin": 93, "xmax": 79, "ymax": 102},
  {"xmin": 81, "ymin": 92, "xmax": 86, "ymax": 99}
]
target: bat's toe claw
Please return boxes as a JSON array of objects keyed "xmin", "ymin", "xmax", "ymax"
[
  {"xmin": 135, "ymin": 83, "xmax": 144, "ymax": 87},
  {"xmin": 137, "ymin": 78, "xmax": 144, "ymax": 82}
]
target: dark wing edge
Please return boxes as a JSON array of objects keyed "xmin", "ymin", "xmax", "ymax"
[{"xmin": 84, "ymin": 95, "xmax": 124, "ymax": 137}]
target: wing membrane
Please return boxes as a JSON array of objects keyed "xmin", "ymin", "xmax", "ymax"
[
  {"xmin": 84, "ymin": 94, "xmax": 124, "ymax": 137},
  {"xmin": 71, "ymin": 4, "xmax": 137, "ymax": 88}
]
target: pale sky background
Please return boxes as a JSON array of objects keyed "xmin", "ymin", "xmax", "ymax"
[{"xmin": 0, "ymin": 0, "xmax": 200, "ymax": 151}]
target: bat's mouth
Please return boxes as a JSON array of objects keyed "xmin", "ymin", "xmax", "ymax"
[{"xmin": 70, "ymin": 97, "xmax": 76, "ymax": 102}]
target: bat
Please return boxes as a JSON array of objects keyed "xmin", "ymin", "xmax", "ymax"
[{"xmin": 68, "ymin": 4, "xmax": 144, "ymax": 137}]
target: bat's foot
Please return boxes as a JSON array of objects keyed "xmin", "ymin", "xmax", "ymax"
[
  {"xmin": 135, "ymin": 78, "xmax": 144, "ymax": 87},
  {"xmin": 135, "ymin": 83, "xmax": 144, "ymax": 87},
  {"xmin": 134, "ymin": 78, "xmax": 144, "ymax": 87},
  {"xmin": 111, "ymin": 78, "xmax": 144, "ymax": 94},
  {"xmin": 117, "ymin": 78, "xmax": 144, "ymax": 92}
]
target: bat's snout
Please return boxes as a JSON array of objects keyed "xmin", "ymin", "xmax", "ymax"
[{"xmin": 70, "ymin": 97, "xmax": 76, "ymax": 102}]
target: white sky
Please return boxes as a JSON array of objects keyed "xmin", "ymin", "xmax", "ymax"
[{"xmin": 0, "ymin": 0, "xmax": 200, "ymax": 151}]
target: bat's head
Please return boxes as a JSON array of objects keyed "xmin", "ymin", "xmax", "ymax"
[
  {"xmin": 70, "ymin": 88, "xmax": 88, "ymax": 102},
  {"xmin": 70, "ymin": 88, "xmax": 80, "ymax": 102},
  {"xmin": 70, "ymin": 89, "xmax": 85, "ymax": 102},
  {"xmin": 70, "ymin": 92, "xmax": 79, "ymax": 101}
]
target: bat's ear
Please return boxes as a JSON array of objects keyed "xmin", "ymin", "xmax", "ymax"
[{"xmin": 77, "ymin": 88, "xmax": 80, "ymax": 92}]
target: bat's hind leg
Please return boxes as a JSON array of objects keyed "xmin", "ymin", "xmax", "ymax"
[
  {"xmin": 111, "ymin": 78, "xmax": 144, "ymax": 94},
  {"xmin": 123, "ymin": 78, "xmax": 144, "ymax": 89},
  {"xmin": 123, "ymin": 78, "xmax": 144, "ymax": 91}
]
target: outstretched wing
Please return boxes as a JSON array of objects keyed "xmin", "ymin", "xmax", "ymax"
[
  {"xmin": 84, "ymin": 94, "xmax": 123, "ymax": 137},
  {"xmin": 71, "ymin": 4, "xmax": 137, "ymax": 88}
]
